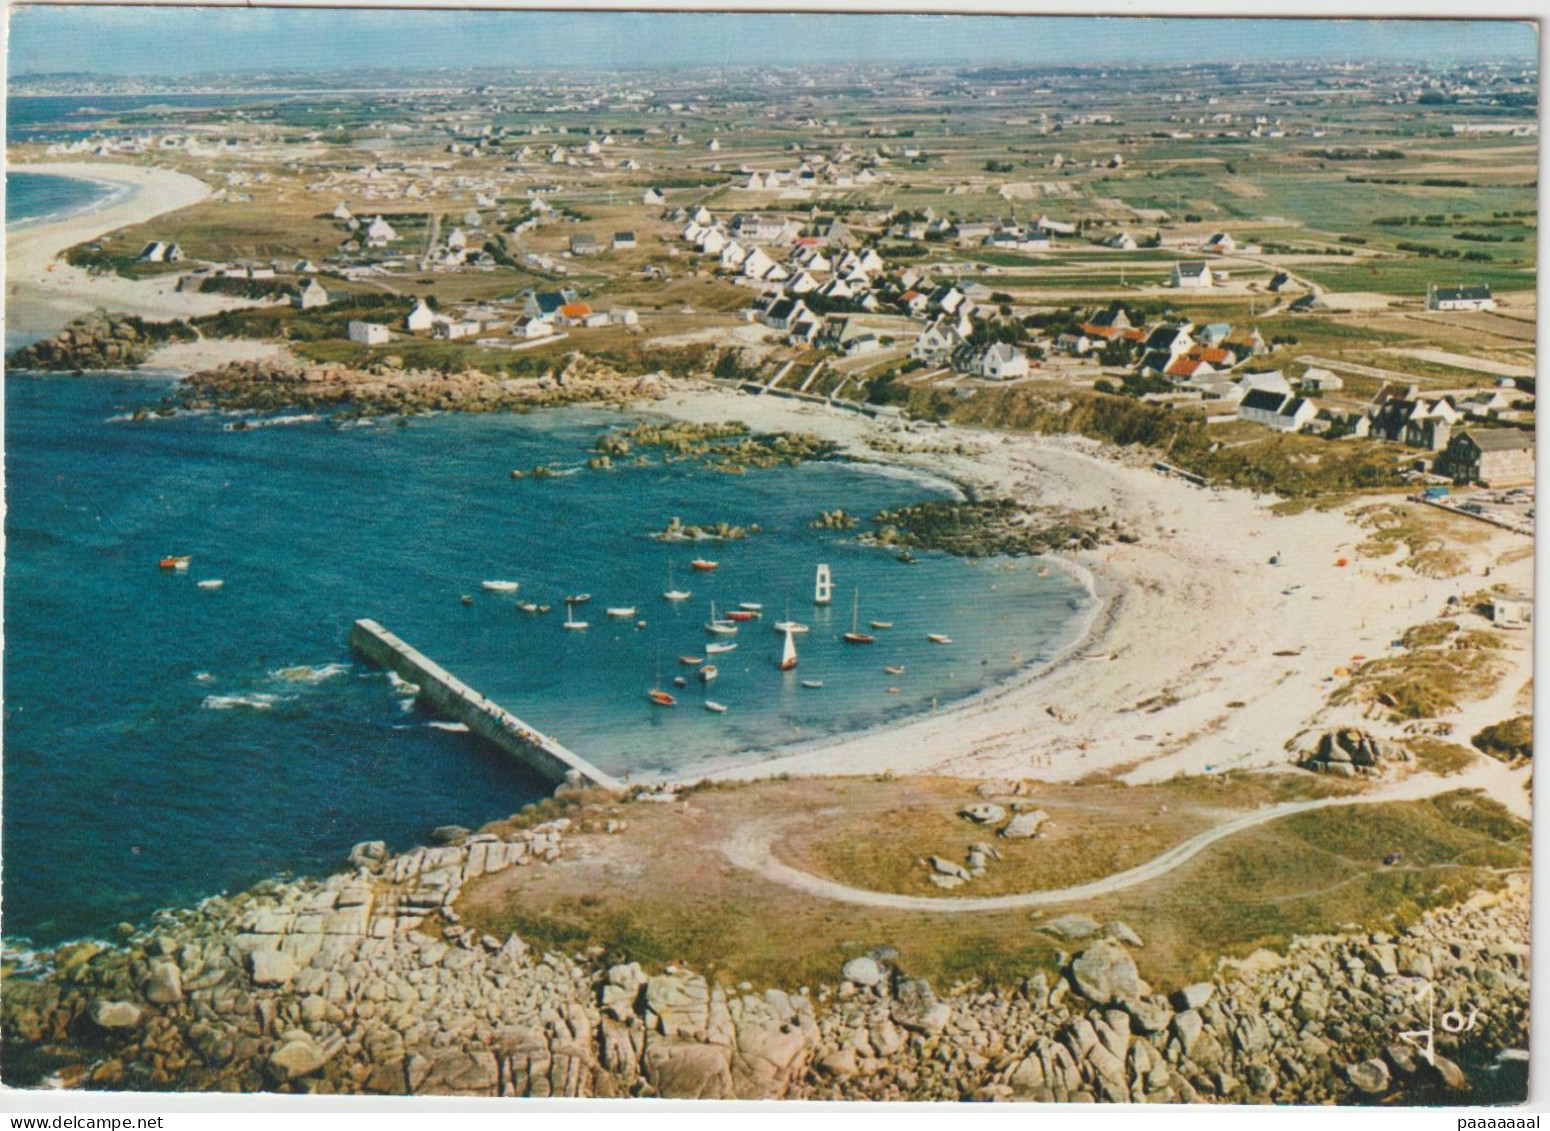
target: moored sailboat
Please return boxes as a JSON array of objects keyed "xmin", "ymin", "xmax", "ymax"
[
  {"xmin": 779, "ymin": 625, "xmax": 799, "ymax": 672},
  {"xmin": 842, "ymin": 588, "xmax": 875, "ymax": 645},
  {"xmin": 662, "ymin": 561, "xmax": 692, "ymax": 602},
  {"xmin": 705, "ymin": 602, "xmax": 738, "ymax": 635}
]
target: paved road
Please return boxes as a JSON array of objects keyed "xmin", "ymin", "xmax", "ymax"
[{"xmin": 718, "ymin": 763, "xmax": 1525, "ymax": 913}]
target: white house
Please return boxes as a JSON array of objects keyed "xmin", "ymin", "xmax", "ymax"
[
  {"xmin": 404, "ymin": 299, "xmax": 439, "ymax": 333},
  {"xmin": 759, "ymin": 297, "xmax": 812, "ymax": 332},
  {"xmin": 912, "ymin": 318, "xmax": 964, "ymax": 364},
  {"xmin": 512, "ymin": 316, "xmax": 555, "ymax": 340},
  {"xmin": 347, "ymin": 321, "xmax": 391, "ymax": 346},
  {"xmin": 741, "ymin": 247, "xmax": 778, "ymax": 280},
  {"xmin": 1239, "ymin": 389, "xmax": 1317, "ymax": 432},
  {"xmin": 138, "ymin": 241, "xmax": 183, "ymax": 263},
  {"xmin": 432, "ymin": 319, "xmax": 482, "ymax": 341},
  {"xmin": 365, "ymin": 216, "xmax": 398, "ymax": 246},
  {"xmin": 1202, "ymin": 232, "xmax": 1237, "ymax": 253},
  {"xmin": 1299, "ymin": 367, "xmax": 1343, "ymax": 393},
  {"xmin": 1427, "ymin": 284, "xmax": 1495, "ymax": 312},
  {"xmin": 293, "ymin": 278, "xmax": 330, "ymax": 310},
  {"xmin": 643, "ymin": 188, "xmax": 666, "ymax": 205},
  {"xmin": 1171, "ymin": 261, "xmax": 1214, "ymax": 289},
  {"xmin": 965, "ymin": 342, "xmax": 1030, "ymax": 380},
  {"xmin": 1105, "ymin": 232, "xmax": 1138, "ymax": 251},
  {"xmin": 1237, "ymin": 369, "xmax": 1293, "ymax": 397}
]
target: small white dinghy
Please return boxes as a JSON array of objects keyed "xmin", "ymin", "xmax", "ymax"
[
  {"xmin": 481, "ymin": 580, "xmax": 521, "ymax": 592},
  {"xmin": 704, "ymin": 700, "xmax": 728, "ymax": 714},
  {"xmin": 606, "ymin": 606, "xmax": 636, "ymax": 619},
  {"xmin": 196, "ymin": 579, "xmax": 224, "ymax": 590}
]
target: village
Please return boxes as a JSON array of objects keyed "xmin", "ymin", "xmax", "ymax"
[{"xmin": 19, "ymin": 56, "xmax": 1533, "ymax": 508}]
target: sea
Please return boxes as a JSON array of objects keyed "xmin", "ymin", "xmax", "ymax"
[
  {"xmin": 2, "ymin": 372, "xmax": 1095, "ymax": 946},
  {"xmin": 6, "ymin": 93, "xmax": 282, "ymax": 145},
  {"xmin": 6, "ymin": 170, "xmax": 119, "ymax": 230}
]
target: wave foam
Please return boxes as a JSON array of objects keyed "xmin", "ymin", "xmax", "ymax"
[
  {"xmin": 202, "ymin": 693, "xmax": 281, "ymax": 711},
  {"xmin": 387, "ymin": 672, "xmax": 420, "ymax": 696},
  {"xmin": 270, "ymin": 662, "xmax": 350, "ymax": 685},
  {"xmin": 428, "ymin": 721, "xmax": 471, "ymax": 733}
]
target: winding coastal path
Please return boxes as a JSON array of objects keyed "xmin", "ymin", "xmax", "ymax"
[{"xmin": 719, "ymin": 763, "xmax": 1527, "ymax": 913}]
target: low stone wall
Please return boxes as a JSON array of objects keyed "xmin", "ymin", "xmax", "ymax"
[{"xmin": 348, "ymin": 618, "xmax": 622, "ymax": 793}]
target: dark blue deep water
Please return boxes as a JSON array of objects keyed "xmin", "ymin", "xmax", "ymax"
[{"xmin": 2, "ymin": 375, "xmax": 1093, "ymax": 944}]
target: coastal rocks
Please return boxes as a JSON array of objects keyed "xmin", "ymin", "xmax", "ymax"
[
  {"xmin": 250, "ymin": 950, "xmax": 298, "ymax": 987},
  {"xmin": 959, "ymin": 804, "xmax": 1006, "ymax": 825},
  {"xmin": 267, "ymin": 1036, "xmax": 329, "ymax": 1084},
  {"xmin": 142, "ymin": 961, "xmax": 184, "ymax": 1005},
  {"xmin": 6, "ymin": 310, "xmax": 196, "ymax": 372},
  {"xmin": 88, "ymin": 999, "xmax": 143, "ymax": 1032},
  {"xmin": 841, "ymin": 957, "xmax": 884, "ymax": 988},
  {"xmin": 0, "ymin": 798, "xmax": 1527, "ymax": 1105},
  {"xmin": 1039, "ymin": 914, "xmax": 1102, "ymax": 941},
  {"xmin": 1298, "ymin": 728, "xmax": 1408, "ymax": 776},
  {"xmin": 810, "ymin": 509, "xmax": 859, "ymax": 531},
  {"xmin": 929, "ymin": 857, "xmax": 971, "ymax": 882},
  {"xmin": 863, "ymin": 498, "xmax": 1113, "ymax": 560},
  {"xmin": 644, "ymin": 972, "xmax": 712, "ymax": 1040},
  {"xmin": 1069, "ymin": 941, "xmax": 1143, "ymax": 1005},
  {"xmin": 1343, "ymin": 1058, "xmax": 1391, "ymax": 1095},
  {"xmin": 1000, "ymin": 810, "xmax": 1049, "ymax": 839},
  {"xmin": 890, "ymin": 979, "xmax": 951, "ymax": 1035},
  {"xmin": 179, "ymin": 355, "xmax": 671, "ymax": 420}
]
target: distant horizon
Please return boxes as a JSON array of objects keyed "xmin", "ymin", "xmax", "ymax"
[{"xmin": 7, "ymin": 10, "xmax": 1540, "ymax": 77}]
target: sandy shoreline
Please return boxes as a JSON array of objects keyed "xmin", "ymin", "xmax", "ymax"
[
  {"xmin": 645, "ymin": 384, "xmax": 1534, "ymax": 808},
  {"xmin": 5, "ymin": 161, "xmax": 257, "ymax": 338}
]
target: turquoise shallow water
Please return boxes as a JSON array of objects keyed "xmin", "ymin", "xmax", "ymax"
[{"xmin": 2, "ymin": 375, "xmax": 1094, "ymax": 944}]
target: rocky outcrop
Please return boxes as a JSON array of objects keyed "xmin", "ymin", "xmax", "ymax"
[
  {"xmin": 0, "ymin": 824, "xmax": 1528, "ymax": 1104},
  {"xmin": 178, "ymin": 353, "xmax": 671, "ymax": 418},
  {"xmin": 1297, "ymin": 728, "xmax": 1410, "ymax": 777},
  {"xmin": 7, "ymin": 310, "xmax": 196, "ymax": 371}
]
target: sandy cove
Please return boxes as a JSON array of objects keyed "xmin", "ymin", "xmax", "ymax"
[
  {"xmin": 646, "ymin": 385, "xmax": 1533, "ymax": 809},
  {"xmin": 6, "ymin": 161, "xmax": 268, "ymax": 342}
]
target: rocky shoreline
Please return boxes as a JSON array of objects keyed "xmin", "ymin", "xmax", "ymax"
[
  {"xmin": 7, "ymin": 310, "xmax": 196, "ymax": 371},
  {"xmin": 175, "ymin": 354, "xmax": 672, "ymax": 418},
  {"xmin": 1, "ymin": 798, "xmax": 1528, "ymax": 1102}
]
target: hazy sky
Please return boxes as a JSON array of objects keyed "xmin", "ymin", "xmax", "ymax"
[{"xmin": 7, "ymin": 8, "xmax": 1540, "ymax": 76}]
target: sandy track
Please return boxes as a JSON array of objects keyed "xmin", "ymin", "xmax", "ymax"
[{"xmin": 718, "ymin": 762, "xmax": 1528, "ymax": 913}]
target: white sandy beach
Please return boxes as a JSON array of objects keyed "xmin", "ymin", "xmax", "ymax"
[
  {"xmin": 652, "ymin": 386, "xmax": 1534, "ymax": 802},
  {"xmin": 6, "ymin": 161, "xmax": 259, "ymax": 338}
]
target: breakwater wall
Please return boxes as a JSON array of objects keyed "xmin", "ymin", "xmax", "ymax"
[{"xmin": 349, "ymin": 618, "xmax": 624, "ymax": 793}]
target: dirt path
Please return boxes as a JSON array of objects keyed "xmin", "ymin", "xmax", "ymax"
[{"xmin": 718, "ymin": 763, "xmax": 1527, "ymax": 913}]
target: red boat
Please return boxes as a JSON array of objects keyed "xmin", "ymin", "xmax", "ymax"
[
  {"xmin": 159, "ymin": 555, "xmax": 192, "ymax": 570},
  {"xmin": 647, "ymin": 689, "xmax": 677, "ymax": 707},
  {"xmin": 690, "ymin": 559, "xmax": 719, "ymax": 571},
  {"xmin": 726, "ymin": 610, "xmax": 757, "ymax": 622}
]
